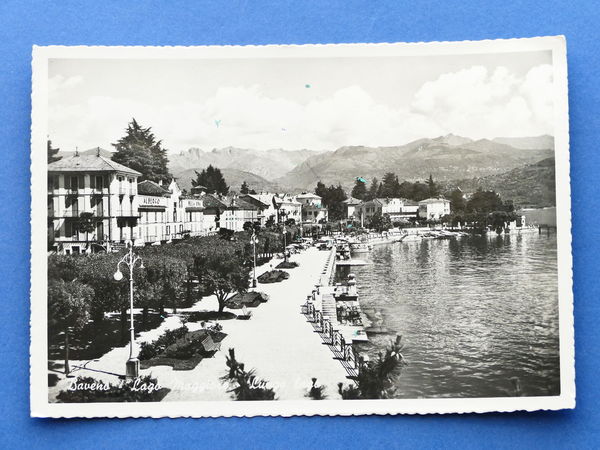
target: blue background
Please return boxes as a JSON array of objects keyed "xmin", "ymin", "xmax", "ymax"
[{"xmin": 0, "ymin": 1, "xmax": 597, "ymax": 448}]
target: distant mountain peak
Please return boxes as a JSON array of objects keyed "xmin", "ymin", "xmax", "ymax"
[{"xmin": 431, "ymin": 134, "xmax": 474, "ymax": 147}]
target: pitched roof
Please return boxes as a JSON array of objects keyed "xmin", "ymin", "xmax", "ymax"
[
  {"xmin": 137, "ymin": 180, "xmax": 170, "ymax": 196},
  {"xmin": 343, "ymin": 197, "xmax": 362, "ymax": 205},
  {"xmin": 296, "ymin": 192, "xmax": 321, "ymax": 199},
  {"xmin": 419, "ymin": 197, "xmax": 450, "ymax": 204},
  {"xmin": 47, "ymin": 154, "xmax": 141, "ymax": 175},
  {"xmin": 202, "ymin": 194, "xmax": 227, "ymax": 209},
  {"xmin": 239, "ymin": 194, "xmax": 270, "ymax": 208},
  {"xmin": 402, "ymin": 199, "xmax": 419, "ymax": 206}
]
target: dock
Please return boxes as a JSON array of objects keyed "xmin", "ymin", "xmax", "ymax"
[{"xmin": 302, "ymin": 247, "xmax": 369, "ymax": 380}]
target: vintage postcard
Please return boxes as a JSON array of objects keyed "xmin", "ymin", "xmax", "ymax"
[{"xmin": 31, "ymin": 37, "xmax": 574, "ymax": 418}]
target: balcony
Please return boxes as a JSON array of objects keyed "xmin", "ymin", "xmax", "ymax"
[{"xmin": 116, "ymin": 209, "xmax": 140, "ymax": 218}]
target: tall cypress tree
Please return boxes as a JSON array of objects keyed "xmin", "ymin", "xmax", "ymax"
[
  {"xmin": 351, "ymin": 178, "xmax": 367, "ymax": 200},
  {"xmin": 111, "ymin": 119, "xmax": 171, "ymax": 182},
  {"xmin": 48, "ymin": 139, "xmax": 61, "ymax": 163},
  {"xmin": 192, "ymin": 165, "xmax": 229, "ymax": 195}
]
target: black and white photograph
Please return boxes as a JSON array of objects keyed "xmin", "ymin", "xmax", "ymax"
[{"xmin": 30, "ymin": 38, "xmax": 573, "ymax": 418}]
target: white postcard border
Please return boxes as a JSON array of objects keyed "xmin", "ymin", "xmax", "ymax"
[{"xmin": 30, "ymin": 36, "xmax": 574, "ymax": 418}]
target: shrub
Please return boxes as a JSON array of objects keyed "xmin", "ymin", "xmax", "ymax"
[
  {"xmin": 276, "ymin": 261, "xmax": 299, "ymax": 269},
  {"xmin": 338, "ymin": 336, "xmax": 405, "ymax": 399},
  {"xmin": 138, "ymin": 326, "xmax": 189, "ymax": 361},
  {"xmin": 306, "ymin": 377, "xmax": 327, "ymax": 400},
  {"xmin": 221, "ymin": 348, "xmax": 276, "ymax": 401},
  {"xmin": 257, "ymin": 270, "xmax": 289, "ymax": 284}
]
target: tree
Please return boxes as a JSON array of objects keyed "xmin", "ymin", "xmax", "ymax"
[
  {"xmin": 466, "ymin": 189, "xmax": 504, "ymax": 214},
  {"xmin": 48, "ymin": 139, "xmax": 61, "ymax": 163},
  {"xmin": 76, "ymin": 212, "xmax": 96, "ymax": 249},
  {"xmin": 397, "ymin": 181, "xmax": 413, "ymax": 199},
  {"xmin": 448, "ymin": 188, "xmax": 466, "ymax": 212},
  {"xmin": 221, "ymin": 348, "xmax": 276, "ymax": 400},
  {"xmin": 192, "ymin": 165, "xmax": 229, "ymax": 196},
  {"xmin": 112, "ymin": 118, "xmax": 171, "ymax": 182},
  {"xmin": 366, "ymin": 177, "xmax": 380, "ymax": 201},
  {"xmin": 369, "ymin": 211, "xmax": 392, "ymax": 232},
  {"xmin": 379, "ymin": 172, "xmax": 400, "ymax": 198},
  {"xmin": 314, "ymin": 181, "xmax": 327, "ymax": 199},
  {"xmin": 410, "ymin": 182, "xmax": 430, "ymax": 201},
  {"xmin": 48, "ymin": 279, "xmax": 93, "ymax": 375},
  {"xmin": 322, "ymin": 184, "xmax": 348, "ymax": 221},
  {"xmin": 193, "ymin": 250, "xmax": 250, "ymax": 313},
  {"xmin": 338, "ymin": 336, "xmax": 405, "ymax": 399},
  {"xmin": 351, "ymin": 178, "xmax": 367, "ymax": 200},
  {"xmin": 426, "ymin": 174, "xmax": 439, "ymax": 198},
  {"xmin": 240, "ymin": 181, "xmax": 250, "ymax": 194}
]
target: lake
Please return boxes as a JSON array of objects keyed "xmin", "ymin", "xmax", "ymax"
[{"xmin": 337, "ymin": 231, "xmax": 560, "ymax": 398}]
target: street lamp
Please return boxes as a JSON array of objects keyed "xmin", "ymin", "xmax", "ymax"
[
  {"xmin": 114, "ymin": 242, "xmax": 144, "ymax": 379},
  {"xmin": 282, "ymin": 223, "xmax": 288, "ymax": 263},
  {"xmin": 251, "ymin": 229, "xmax": 257, "ymax": 288}
]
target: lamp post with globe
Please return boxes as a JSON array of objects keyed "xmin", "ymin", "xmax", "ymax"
[
  {"xmin": 113, "ymin": 242, "xmax": 144, "ymax": 379},
  {"xmin": 250, "ymin": 229, "xmax": 258, "ymax": 288}
]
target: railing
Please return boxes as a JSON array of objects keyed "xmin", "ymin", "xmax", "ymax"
[{"xmin": 302, "ymin": 298, "xmax": 361, "ymax": 377}]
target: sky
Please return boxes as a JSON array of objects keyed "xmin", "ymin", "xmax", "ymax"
[{"xmin": 48, "ymin": 50, "xmax": 554, "ymax": 153}]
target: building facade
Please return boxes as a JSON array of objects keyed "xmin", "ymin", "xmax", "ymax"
[
  {"xmin": 296, "ymin": 193, "xmax": 328, "ymax": 224},
  {"xmin": 47, "ymin": 153, "xmax": 142, "ymax": 254},
  {"xmin": 418, "ymin": 198, "xmax": 451, "ymax": 220}
]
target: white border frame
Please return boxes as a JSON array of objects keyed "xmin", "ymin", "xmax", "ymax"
[{"xmin": 31, "ymin": 36, "xmax": 574, "ymax": 418}]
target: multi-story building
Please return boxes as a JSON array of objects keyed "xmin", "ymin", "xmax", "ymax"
[
  {"xmin": 343, "ymin": 197, "xmax": 362, "ymax": 219},
  {"xmin": 163, "ymin": 179, "xmax": 184, "ymax": 241},
  {"xmin": 296, "ymin": 192, "xmax": 328, "ymax": 224},
  {"xmin": 355, "ymin": 197, "xmax": 421, "ymax": 225},
  {"xmin": 47, "ymin": 152, "xmax": 141, "ymax": 254},
  {"xmin": 137, "ymin": 180, "xmax": 169, "ymax": 244},
  {"xmin": 273, "ymin": 194, "xmax": 302, "ymax": 224},
  {"xmin": 238, "ymin": 194, "xmax": 272, "ymax": 226},
  {"xmin": 182, "ymin": 196, "xmax": 206, "ymax": 237},
  {"xmin": 220, "ymin": 196, "xmax": 261, "ymax": 232},
  {"xmin": 418, "ymin": 198, "xmax": 451, "ymax": 220}
]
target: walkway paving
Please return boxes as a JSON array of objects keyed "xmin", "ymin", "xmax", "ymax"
[{"xmin": 49, "ymin": 246, "xmax": 349, "ymax": 401}]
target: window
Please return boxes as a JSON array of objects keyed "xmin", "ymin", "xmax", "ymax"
[
  {"xmin": 166, "ymin": 226, "xmax": 170, "ymax": 235},
  {"xmin": 70, "ymin": 176, "xmax": 79, "ymax": 191},
  {"xmin": 95, "ymin": 175, "xmax": 103, "ymax": 190},
  {"xmin": 65, "ymin": 221, "xmax": 77, "ymax": 237}
]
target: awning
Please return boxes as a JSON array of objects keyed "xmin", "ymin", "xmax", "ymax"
[
  {"xmin": 185, "ymin": 207, "xmax": 205, "ymax": 212},
  {"xmin": 138, "ymin": 205, "xmax": 167, "ymax": 211}
]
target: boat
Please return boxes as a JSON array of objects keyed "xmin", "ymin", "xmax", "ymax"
[
  {"xmin": 365, "ymin": 325, "xmax": 396, "ymax": 335},
  {"xmin": 350, "ymin": 241, "xmax": 372, "ymax": 254}
]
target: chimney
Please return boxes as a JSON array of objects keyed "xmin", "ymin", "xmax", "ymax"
[
  {"xmin": 74, "ymin": 146, "xmax": 79, "ymax": 157},
  {"xmin": 96, "ymin": 146, "xmax": 100, "ymax": 157}
]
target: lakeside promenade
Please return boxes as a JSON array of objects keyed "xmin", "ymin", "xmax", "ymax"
[{"xmin": 49, "ymin": 246, "xmax": 349, "ymax": 401}]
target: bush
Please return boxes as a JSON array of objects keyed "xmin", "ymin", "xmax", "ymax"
[
  {"xmin": 338, "ymin": 336, "xmax": 405, "ymax": 399},
  {"xmin": 56, "ymin": 375, "xmax": 170, "ymax": 403},
  {"xmin": 257, "ymin": 270, "xmax": 290, "ymax": 284},
  {"xmin": 276, "ymin": 261, "xmax": 299, "ymax": 269},
  {"xmin": 221, "ymin": 348, "xmax": 276, "ymax": 401},
  {"xmin": 306, "ymin": 377, "xmax": 327, "ymax": 400},
  {"xmin": 138, "ymin": 326, "xmax": 189, "ymax": 361}
]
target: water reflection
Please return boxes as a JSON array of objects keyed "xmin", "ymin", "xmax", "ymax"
[{"xmin": 337, "ymin": 232, "xmax": 560, "ymax": 398}]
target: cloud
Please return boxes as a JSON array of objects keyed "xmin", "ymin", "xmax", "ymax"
[
  {"xmin": 410, "ymin": 64, "xmax": 554, "ymax": 139},
  {"xmin": 48, "ymin": 64, "xmax": 554, "ymax": 153}
]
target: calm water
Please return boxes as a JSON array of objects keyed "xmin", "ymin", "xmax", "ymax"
[{"xmin": 337, "ymin": 232, "xmax": 560, "ymax": 398}]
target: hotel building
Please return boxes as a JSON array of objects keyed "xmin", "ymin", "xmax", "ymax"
[{"xmin": 47, "ymin": 152, "xmax": 141, "ymax": 254}]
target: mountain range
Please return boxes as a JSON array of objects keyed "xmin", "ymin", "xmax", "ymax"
[
  {"xmin": 56, "ymin": 135, "xmax": 555, "ymax": 206},
  {"xmin": 447, "ymin": 157, "xmax": 556, "ymax": 208},
  {"xmin": 273, "ymin": 134, "xmax": 554, "ymax": 191}
]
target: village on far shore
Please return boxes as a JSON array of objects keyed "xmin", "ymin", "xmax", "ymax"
[{"xmin": 47, "ymin": 146, "xmax": 547, "ymax": 255}]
